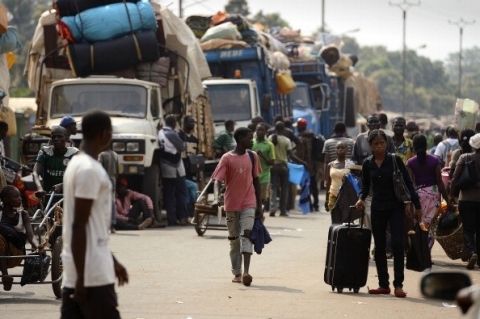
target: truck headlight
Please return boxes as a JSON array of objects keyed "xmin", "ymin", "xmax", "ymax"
[
  {"xmin": 113, "ymin": 142, "xmax": 125, "ymax": 152},
  {"xmin": 126, "ymin": 142, "xmax": 140, "ymax": 152}
]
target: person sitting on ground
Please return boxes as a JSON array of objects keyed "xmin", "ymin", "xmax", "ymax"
[
  {"xmin": 213, "ymin": 119, "xmax": 236, "ymax": 158},
  {"xmin": 114, "ymin": 177, "xmax": 165, "ymax": 230},
  {"xmin": 0, "ymin": 186, "xmax": 38, "ymax": 291},
  {"xmin": 33, "ymin": 126, "xmax": 79, "ymax": 197}
]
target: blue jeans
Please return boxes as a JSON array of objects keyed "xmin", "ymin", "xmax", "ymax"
[
  {"xmin": 371, "ymin": 206, "xmax": 405, "ymax": 289},
  {"xmin": 269, "ymin": 163, "xmax": 289, "ymax": 214},
  {"xmin": 163, "ymin": 176, "xmax": 188, "ymax": 224},
  {"xmin": 225, "ymin": 208, "xmax": 255, "ymax": 276}
]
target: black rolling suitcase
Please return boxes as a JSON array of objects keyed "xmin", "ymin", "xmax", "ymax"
[{"xmin": 324, "ymin": 206, "xmax": 371, "ymax": 293}]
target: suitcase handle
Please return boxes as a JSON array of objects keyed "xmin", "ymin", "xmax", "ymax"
[{"xmin": 349, "ymin": 205, "xmax": 365, "ymax": 229}]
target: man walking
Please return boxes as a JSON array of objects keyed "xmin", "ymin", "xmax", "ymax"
[
  {"xmin": 211, "ymin": 127, "xmax": 262, "ymax": 286},
  {"xmin": 252, "ymin": 123, "xmax": 275, "ymax": 213},
  {"xmin": 158, "ymin": 115, "xmax": 189, "ymax": 226},
  {"xmin": 61, "ymin": 110, "xmax": 128, "ymax": 318}
]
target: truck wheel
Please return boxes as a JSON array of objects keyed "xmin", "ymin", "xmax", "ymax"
[
  {"xmin": 345, "ymin": 87, "xmax": 356, "ymax": 127},
  {"xmin": 52, "ymin": 236, "xmax": 63, "ymax": 299},
  {"xmin": 143, "ymin": 164, "xmax": 162, "ymax": 221}
]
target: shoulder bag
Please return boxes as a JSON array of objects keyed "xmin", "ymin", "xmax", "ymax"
[
  {"xmin": 392, "ymin": 154, "xmax": 411, "ymax": 202},
  {"xmin": 455, "ymin": 154, "xmax": 478, "ymax": 191}
]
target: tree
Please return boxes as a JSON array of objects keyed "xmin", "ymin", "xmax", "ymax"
[
  {"xmin": 225, "ymin": 0, "xmax": 250, "ymax": 17},
  {"xmin": 445, "ymin": 46, "xmax": 480, "ymax": 102},
  {"xmin": 250, "ymin": 10, "xmax": 290, "ymax": 31}
]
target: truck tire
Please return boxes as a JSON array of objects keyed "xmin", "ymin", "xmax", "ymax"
[
  {"xmin": 345, "ymin": 87, "xmax": 356, "ymax": 127},
  {"xmin": 143, "ymin": 164, "xmax": 162, "ymax": 221}
]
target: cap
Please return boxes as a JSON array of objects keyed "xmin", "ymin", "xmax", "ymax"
[
  {"xmin": 293, "ymin": 118, "xmax": 307, "ymax": 128},
  {"xmin": 118, "ymin": 177, "xmax": 128, "ymax": 187},
  {"xmin": 60, "ymin": 116, "xmax": 76, "ymax": 127},
  {"xmin": 469, "ymin": 133, "xmax": 480, "ymax": 150}
]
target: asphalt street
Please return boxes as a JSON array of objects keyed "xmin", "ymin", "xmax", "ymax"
[{"xmin": 1, "ymin": 190, "xmax": 478, "ymax": 319}]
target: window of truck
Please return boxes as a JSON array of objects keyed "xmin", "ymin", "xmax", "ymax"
[
  {"xmin": 50, "ymin": 84, "xmax": 148, "ymax": 119},
  {"xmin": 290, "ymin": 86, "xmax": 310, "ymax": 108},
  {"xmin": 208, "ymin": 84, "xmax": 252, "ymax": 122}
]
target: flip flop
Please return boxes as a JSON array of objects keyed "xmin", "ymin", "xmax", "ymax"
[
  {"xmin": 242, "ymin": 274, "xmax": 252, "ymax": 286},
  {"xmin": 232, "ymin": 276, "xmax": 242, "ymax": 283}
]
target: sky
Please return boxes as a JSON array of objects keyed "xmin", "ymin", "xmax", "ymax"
[{"xmin": 165, "ymin": 0, "xmax": 480, "ymax": 63}]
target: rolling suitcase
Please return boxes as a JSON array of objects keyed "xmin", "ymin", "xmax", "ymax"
[{"xmin": 324, "ymin": 206, "xmax": 371, "ymax": 293}]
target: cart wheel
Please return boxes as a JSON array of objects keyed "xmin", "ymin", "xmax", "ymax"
[
  {"xmin": 194, "ymin": 213, "xmax": 208, "ymax": 236},
  {"xmin": 52, "ymin": 236, "xmax": 63, "ymax": 299},
  {"xmin": 337, "ymin": 288, "xmax": 343, "ymax": 293},
  {"xmin": 353, "ymin": 288, "xmax": 360, "ymax": 293}
]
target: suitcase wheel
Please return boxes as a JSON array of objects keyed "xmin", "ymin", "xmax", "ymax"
[
  {"xmin": 336, "ymin": 287, "xmax": 343, "ymax": 293},
  {"xmin": 353, "ymin": 288, "xmax": 360, "ymax": 293}
]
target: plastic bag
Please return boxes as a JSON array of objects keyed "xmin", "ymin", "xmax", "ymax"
[
  {"xmin": 21, "ymin": 253, "xmax": 51, "ymax": 286},
  {"xmin": 200, "ymin": 22, "xmax": 241, "ymax": 43}
]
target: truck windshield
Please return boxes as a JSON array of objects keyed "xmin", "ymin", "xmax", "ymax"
[
  {"xmin": 208, "ymin": 84, "xmax": 251, "ymax": 122},
  {"xmin": 290, "ymin": 86, "xmax": 311, "ymax": 108},
  {"xmin": 50, "ymin": 84, "xmax": 148, "ymax": 119}
]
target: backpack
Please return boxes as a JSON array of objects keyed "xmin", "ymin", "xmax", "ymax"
[{"xmin": 442, "ymin": 140, "xmax": 458, "ymax": 167}]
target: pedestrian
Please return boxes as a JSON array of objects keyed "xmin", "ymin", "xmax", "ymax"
[
  {"xmin": 392, "ymin": 117, "xmax": 414, "ymax": 164},
  {"xmin": 0, "ymin": 121, "xmax": 8, "ymax": 157},
  {"xmin": 211, "ymin": 127, "xmax": 262, "ymax": 286},
  {"xmin": 355, "ymin": 129, "xmax": 421, "ymax": 298},
  {"xmin": 252, "ymin": 123, "xmax": 275, "ymax": 214},
  {"xmin": 449, "ymin": 133, "xmax": 480, "ymax": 270},
  {"xmin": 325, "ymin": 141, "xmax": 350, "ymax": 211},
  {"xmin": 98, "ymin": 144, "xmax": 119, "ymax": 233},
  {"xmin": 213, "ymin": 119, "xmax": 235, "ymax": 158},
  {"xmin": 406, "ymin": 134, "xmax": 450, "ymax": 249},
  {"xmin": 434, "ymin": 127, "xmax": 459, "ymax": 167},
  {"xmin": 322, "ymin": 121, "xmax": 354, "ymax": 171},
  {"xmin": 158, "ymin": 114, "xmax": 189, "ymax": 226},
  {"xmin": 429, "ymin": 133, "xmax": 443, "ymax": 155},
  {"xmin": 60, "ymin": 116, "xmax": 78, "ymax": 147},
  {"xmin": 448, "ymin": 129, "xmax": 476, "ymax": 178},
  {"xmin": 178, "ymin": 115, "xmax": 199, "ymax": 181},
  {"xmin": 61, "ymin": 110, "xmax": 128, "ymax": 318},
  {"xmin": 379, "ymin": 113, "xmax": 394, "ymax": 137}
]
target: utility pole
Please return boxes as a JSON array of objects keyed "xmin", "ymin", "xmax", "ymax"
[
  {"xmin": 179, "ymin": 0, "xmax": 183, "ymax": 18},
  {"xmin": 389, "ymin": 0, "xmax": 420, "ymax": 117},
  {"xmin": 449, "ymin": 18, "xmax": 475, "ymax": 98},
  {"xmin": 321, "ymin": 0, "xmax": 325, "ymax": 32}
]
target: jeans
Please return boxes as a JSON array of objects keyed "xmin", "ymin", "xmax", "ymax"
[
  {"xmin": 115, "ymin": 200, "xmax": 153, "ymax": 230},
  {"xmin": 269, "ymin": 163, "xmax": 289, "ymax": 214},
  {"xmin": 163, "ymin": 176, "xmax": 188, "ymax": 224},
  {"xmin": 459, "ymin": 201, "xmax": 480, "ymax": 257},
  {"xmin": 61, "ymin": 284, "xmax": 120, "ymax": 319},
  {"xmin": 371, "ymin": 206, "xmax": 406, "ymax": 289},
  {"xmin": 225, "ymin": 208, "xmax": 255, "ymax": 276}
]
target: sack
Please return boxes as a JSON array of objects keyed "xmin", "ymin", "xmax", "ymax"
[
  {"xmin": 438, "ymin": 209, "xmax": 459, "ymax": 230},
  {"xmin": 455, "ymin": 154, "xmax": 478, "ymax": 191},
  {"xmin": 391, "ymin": 154, "xmax": 411, "ymax": 202},
  {"xmin": 406, "ymin": 224, "xmax": 432, "ymax": 272},
  {"xmin": 187, "ymin": 154, "xmax": 204, "ymax": 173},
  {"xmin": 21, "ymin": 253, "xmax": 51, "ymax": 286}
]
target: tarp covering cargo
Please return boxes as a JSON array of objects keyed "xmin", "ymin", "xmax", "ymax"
[{"xmin": 54, "ymin": 0, "xmax": 139, "ymax": 17}]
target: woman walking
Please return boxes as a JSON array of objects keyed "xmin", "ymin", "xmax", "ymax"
[
  {"xmin": 406, "ymin": 134, "xmax": 450, "ymax": 249},
  {"xmin": 450, "ymin": 133, "xmax": 480, "ymax": 270},
  {"xmin": 355, "ymin": 129, "xmax": 421, "ymax": 298}
]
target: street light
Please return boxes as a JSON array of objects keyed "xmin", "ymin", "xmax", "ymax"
[
  {"xmin": 390, "ymin": 0, "xmax": 420, "ymax": 117},
  {"xmin": 449, "ymin": 19, "xmax": 475, "ymax": 98}
]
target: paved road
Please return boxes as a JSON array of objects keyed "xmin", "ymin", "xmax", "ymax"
[{"xmin": 0, "ymin": 192, "xmax": 476, "ymax": 319}]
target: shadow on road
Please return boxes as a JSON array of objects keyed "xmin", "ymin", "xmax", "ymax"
[
  {"xmin": 246, "ymin": 285, "xmax": 304, "ymax": 293},
  {"xmin": 0, "ymin": 293, "xmax": 60, "ymax": 305}
]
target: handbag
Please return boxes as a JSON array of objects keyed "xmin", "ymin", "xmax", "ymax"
[
  {"xmin": 406, "ymin": 224, "xmax": 432, "ymax": 272},
  {"xmin": 455, "ymin": 154, "xmax": 478, "ymax": 191},
  {"xmin": 391, "ymin": 154, "xmax": 411, "ymax": 202},
  {"xmin": 187, "ymin": 154, "xmax": 204, "ymax": 173},
  {"xmin": 21, "ymin": 253, "xmax": 51, "ymax": 286},
  {"xmin": 438, "ymin": 209, "xmax": 459, "ymax": 230}
]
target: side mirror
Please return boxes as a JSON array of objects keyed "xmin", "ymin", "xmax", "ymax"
[{"xmin": 421, "ymin": 272, "xmax": 472, "ymax": 300}]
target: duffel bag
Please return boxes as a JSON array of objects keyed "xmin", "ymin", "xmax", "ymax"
[{"xmin": 54, "ymin": 0, "xmax": 139, "ymax": 17}]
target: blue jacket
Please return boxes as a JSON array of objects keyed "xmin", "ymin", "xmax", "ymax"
[{"xmin": 250, "ymin": 218, "xmax": 272, "ymax": 254}]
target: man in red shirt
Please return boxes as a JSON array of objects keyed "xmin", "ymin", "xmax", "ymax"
[
  {"xmin": 211, "ymin": 127, "xmax": 262, "ymax": 286},
  {"xmin": 114, "ymin": 178, "xmax": 165, "ymax": 230}
]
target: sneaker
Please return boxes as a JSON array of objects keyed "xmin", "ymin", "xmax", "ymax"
[
  {"xmin": 138, "ymin": 217, "xmax": 153, "ymax": 230},
  {"xmin": 467, "ymin": 253, "xmax": 478, "ymax": 270},
  {"xmin": 2, "ymin": 275, "xmax": 13, "ymax": 291},
  {"xmin": 269, "ymin": 212, "xmax": 275, "ymax": 217},
  {"xmin": 279, "ymin": 212, "xmax": 289, "ymax": 217}
]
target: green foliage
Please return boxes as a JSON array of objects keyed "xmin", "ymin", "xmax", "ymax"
[
  {"xmin": 251, "ymin": 10, "xmax": 290, "ymax": 31},
  {"xmin": 445, "ymin": 46, "xmax": 480, "ymax": 102},
  {"xmin": 225, "ymin": 0, "xmax": 250, "ymax": 17}
]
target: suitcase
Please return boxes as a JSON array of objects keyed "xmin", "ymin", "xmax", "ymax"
[{"xmin": 324, "ymin": 206, "xmax": 371, "ymax": 293}]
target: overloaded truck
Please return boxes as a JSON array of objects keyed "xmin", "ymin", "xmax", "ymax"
[{"xmin": 21, "ymin": 4, "xmax": 214, "ymax": 219}]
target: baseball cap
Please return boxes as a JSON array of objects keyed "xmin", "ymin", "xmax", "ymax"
[
  {"xmin": 293, "ymin": 118, "xmax": 307, "ymax": 128},
  {"xmin": 469, "ymin": 133, "xmax": 480, "ymax": 150},
  {"xmin": 60, "ymin": 116, "xmax": 76, "ymax": 127}
]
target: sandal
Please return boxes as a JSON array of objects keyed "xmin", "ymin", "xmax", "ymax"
[
  {"xmin": 242, "ymin": 274, "xmax": 252, "ymax": 286},
  {"xmin": 2, "ymin": 275, "xmax": 13, "ymax": 291},
  {"xmin": 368, "ymin": 286, "xmax": 391, "ymax": 294},
  {"xmin": 394, "ymin": 287, "xmax": 407, "ymax": 298},
  {"xmin": 232, "ymin": 276, "xmax": 242, "ymax": 283}
]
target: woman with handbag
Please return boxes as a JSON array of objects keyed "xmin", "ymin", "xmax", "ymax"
[
  {"xmin": 406, "ymin": 134, "xmax": 451, "ymax": 249},
  {"xmin": 450, "ymin": 133, "xmax": 480, "ymax": 270},
  {"xmin": 355, "ymin": 129, "xmax": 421, "ymax": 298}
]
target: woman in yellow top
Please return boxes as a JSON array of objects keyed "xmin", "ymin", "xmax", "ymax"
[{"xmin": 325, "ymin": 142, "xmax": 350, "ymax": 211}]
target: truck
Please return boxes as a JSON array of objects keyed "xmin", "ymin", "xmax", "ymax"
[
  {"xmin": 21, "ymin": 8, "xmax": 214, "ymax": 220},
  {"xmin": 202, "ymin": 45, "xmax": 292, "ymax": 133}
]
